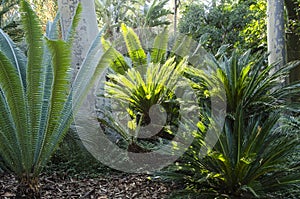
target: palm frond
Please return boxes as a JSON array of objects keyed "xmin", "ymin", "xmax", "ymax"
[
  {"xmin": 45, "ymin": 11, "xmax": 61, "ymax": 40},
  {"xmin": 0, "ymin": 88, "xmax": 22, "ymax": 173},
  {"xmin": 0, "ymin": 29, "xmax": 26, "ymax": 88},
  {"xmin": 72, "ymin": 30, "xmax": 105, "ymax": 107},
  {"xmin": 151, "ymin": 28, "xmax": 168, "ymax": 64},
  {"xmin": 121, "ymin": 24, "xmax": 147, "ymax": 67},
  {"xmin": 20, "ymin": 0, "xmax": 44, "ymax": 167},
  {"xmin": 65, "ymin": 3, "xmax": 82, "ymax": 44},
  {"xmin": 0, "ymin": 50, "xmax": 27, "ymax": 173},
  {"xmin": 101, "ymin": 37, "xmax": 129, "ymax": 74},
  {"xmin": 36, "ymin": 39, "xmax": 71, "ymax": 172}
]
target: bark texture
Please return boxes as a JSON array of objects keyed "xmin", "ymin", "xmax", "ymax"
[
  {"xmin": 267, "ymin": 0, "xmax": 286, "ymax": 68},
  {"xmin": 58, "ymin": 0, "xmax": 98, "ymax": 79},
  {"xmin": 285, "ymin": 0, "xmax": 300, "ymax": 83}
]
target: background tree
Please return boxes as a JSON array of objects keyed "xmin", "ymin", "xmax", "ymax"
[
  {"xmin": 95, "ymin": 0, "xmax": 171, "ymax": 37},
  {"xmin": 31, "ymin": 0, "xmax": 57, "ymax": 30},
  {"xmin": 58, "ymin": 0, "xmax": 99, "ymax": 78},
  {"xmin": 178, "ymin": 0, "xmax": 267, "ymax": 54},
  {"xmin": 0, "ymin": 0, "xmax": 23, "ymax": 42},
  {"xmin": 267, "ymin": 0, "xmax": 286, "ymax": 68},
  {"xmin": 285, "ymin": 0, "xmax": 300, "ymax": 83}
]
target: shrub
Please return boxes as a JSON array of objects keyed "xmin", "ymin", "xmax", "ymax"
[{"xmin": 158, "ymin": 50, "xmax": 300, "ymax": 198}]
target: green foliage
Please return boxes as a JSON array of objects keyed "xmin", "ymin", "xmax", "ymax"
[
  {"xmin": 95, "ymin": 0, "xmax": 171, "ymax": 36},
  {"xmin": 0, "ymin": 0, "xmax": 23, "ymax": 42},
  {"xmin": 0, "ymin": 0, "xmax": 106, "ymax": 196},
  {"xmin": 159, "ymin": 50, "xmax": 300, "ymax": 198},
  {"xmin": 164, "ymin": 113, "xmax": 300, "ymax": 198},
  {"xmin": 98, "ymin": 25, "xmax": 188, "ymax": 152},
  {"xmin": 239, "ymin": 0, "xmax": 267, "ymax": 52},
  {"xmin": 178, "ymin": 0, "xmax": 266, "ymax": 54},
  {"xmin": 143, "ymin": 0, "xmax": 172, "ymax": 28}
]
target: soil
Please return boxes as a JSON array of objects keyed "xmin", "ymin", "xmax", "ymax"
[{"xmin": 0, "ymin": 172, "xmax": 178, "ymax": 199}]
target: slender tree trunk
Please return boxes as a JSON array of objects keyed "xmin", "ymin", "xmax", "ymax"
[
  {"xmin": 174, "ymin": 0, "xmax": 178, "ymax": 32},
  {"xmin": 267, "ymin": 0, "xmax": 286, "ymax": 68},
  {"xmin": 58, "ymin": 0, "xmax": 98, "ymax": 79},
  {"xmin": 285, "ymin": 0, "xmax": 300, "ymax": 83}
]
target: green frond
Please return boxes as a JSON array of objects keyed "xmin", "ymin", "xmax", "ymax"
[
  {"xmin": 20, "ymin": 0, "xmax": 44, "ymax": 166},
  {"xmin": 170, "ymin": 34, "xmax": 193, "ymax": 59},
  {"xmin": 121, "ymin": 24, "xmax": 147, "ymax": 67},
  {"xmin": 33, "ymin": 44, "xmax": 54, "ymax": 165},
  {"xmin": 151, "ymin": 28, "xmax": 168, "ymax": 64},
  {"xmin": 32, "ymin": 12, "xmax": 65, "ymax": 164},
  {"xmin": 144, "ymin": 0, "xmax": 172, "ymax": 27},
  {"xmin": 101, "ymin": 37, "xmax": 129, "ymax": 74},
  {"xmin": 65, "ymin": 3, "xmax": 82, "ymax": 44},
  {"xmin": 37, "ymin": 39, "xmax": 71, "ymax": 168},
  {"xmin": 45, "ymin": 11, "xmax": 61, "ymax": 40},
  {"xmin": 0, "ymin": 90, "xmax": 22, "ymax": 173},
  {"xmin": 72, "ymin": 30, "xmax": 105, "ymax": 107},
  {"xmin": 38, "ymin": 30, "xmax": 107, "ymax": 170},
  {"xmin": 0, "ymin": 29, "xmax": 27, "ymax": 88},
  {"xmin": 0, "ymin": 51, "xmax": 28, "ymax": 170}
]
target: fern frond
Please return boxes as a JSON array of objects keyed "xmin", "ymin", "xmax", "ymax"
[
  {"xmin": 0, "ymin": 89, "xmax": 22, "ymax": 174},
  {"xmin": 45, "ymin": 11, "xmax": 61, "ymax": 40},
  {"xmin": 20, "ymin": 0, "xmax": 44, "ymax": 166},
  {"xmin": 121, "ymin": 24, "xmax": 147, "ymax": 67},
  {"xmin": 0, "ymin": 29, "xmax": 27, "ymax": 89},
  {"xmin": 151, "ymin": 28, "xmax": 168, "ymax": 64},
  {"xmin": 0, "ymin": 51, "xmax": 28, "ymax": 171},
  {"xmin": 101, "ymin": 37, "xmax": 129, "ymax": 74},
  {"xmin": 35, "ymin": 39, "xmax": 71, "ymax": 169},
  {"xmin": 65, "ymin": 3, "xmax": 82, "ymax": 44},
  {"xmin": 170, "ymin": 34, "xmax": 193, "ymax": 59}
]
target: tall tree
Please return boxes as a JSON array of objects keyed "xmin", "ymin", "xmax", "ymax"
[
  {"xmin": 285, "ymin": 0, "xmax": 300, "ymax": 83},
  {"xmin": 173, "ymin": 0, "xmax": 180, "ymax": 32},
  {"xmin": 58, "ymin": 0, "xmax": 99, "ymax": 78},
  {"xmin": 267, "ymin": 0, "xmax": 286, "ymax": 68},
  {"xmin": 178, "ymin": 0, "xmax": 267, "ymax": 53}
]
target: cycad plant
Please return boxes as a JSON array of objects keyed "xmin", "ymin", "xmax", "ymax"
[
  {"xmin": 98, "ymin": 24, "xmax": 193, "ymax": 152},
  {"xmin": 103, "ymin": 56, "xmax": 187, "ymax": 152},
  {"xmin": 160, "ymin": 49, "xmax": 300, "ymax": 198},
  {"xmin": 0, "ymin": 0, "xmax": 106, "ymax": 197}
]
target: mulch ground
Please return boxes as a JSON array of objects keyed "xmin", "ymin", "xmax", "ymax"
[{"xmin": 0, "ymin": 172, "xmax": 178, "ymax": 198}]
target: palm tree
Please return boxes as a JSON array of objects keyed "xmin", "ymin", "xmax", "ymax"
[{"xmin": 0, "ymin": 0, "xmax": 106, "ymax": 197}]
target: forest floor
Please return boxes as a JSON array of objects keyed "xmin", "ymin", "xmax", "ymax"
[{"xmin": 0, "ymin": 172, "xmax": 178, "ymax": 198}]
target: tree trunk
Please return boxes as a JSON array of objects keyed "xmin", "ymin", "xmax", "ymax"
[
  {"xmin": 174, "ymin": 0, "xmax": 178, "ymax": 32},
  {"xmin": 58, "ymin": 0, "xmax": 98, "ymax": 79},
  {"xmin": 285, "ymin": 0, "xmax": 300, "ymax": 83},
  {"xmin": 267, "ymin": 0, "xmax": 286, "ymax": 68}
]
